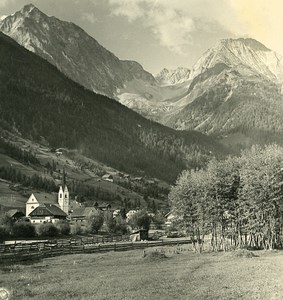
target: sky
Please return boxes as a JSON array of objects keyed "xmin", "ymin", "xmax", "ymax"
[{"xmin": 1, "ymin": 0, "xmax": 283, "ymax": 74}]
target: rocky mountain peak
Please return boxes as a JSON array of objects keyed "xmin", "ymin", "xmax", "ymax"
[
  {"xmin": 0, "ymin": 4, "xmax": 155, "ymax": 98},
  {"xmin": 218, "ymin": 38, "xmax": 270, "ymax": 52},
  {"xmin": 155, "ymin": 67, "xmax": 190, "ymax": 85},
  {"xmin": 190, "ymin": 38, "xmax": 283, "ymax": 83}
]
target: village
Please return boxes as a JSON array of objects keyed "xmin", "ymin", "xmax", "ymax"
[{"xmin": 0, "ymin": 181, "xmax": 177, "ymax": 245}]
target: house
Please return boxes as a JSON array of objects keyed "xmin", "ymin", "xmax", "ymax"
[
  {"xmin": 26, "ymin": 185, "xmax": 69, "ymax": 223},
  {"xmin": 71, "ymin": 207, "xmax": 98, "ymax": 222},
  {"xmin": 6, "ymin": 209, "xmax": 25, "ymax": 221},
  {"xmin": 98, "ymin": 202, "xmax": 111, "ymax": 211},
  {"xmin": 28, "ymin": 203, "xmax": 67, "ymax": 223},
  {"xmin": 113, "ymin": 209, "xmax": 121, "ymax": 218},
  {"xmin": 126, "ymin": 210, "xmax": 137, "ymax": 222},
  {"xmin": 130, "ymin": 229, "xmax": 149, "ymax": 242},
  {"xmin": 165, "ymin": 211, "xmax": 178, "ymax": 227},
  {"xmin": 132, "ymin": 177, "xmax": 143, "ymax": 182},
  {"xmin": 102, "ymin": 174, "xmax": 114, "ymax": 182}
]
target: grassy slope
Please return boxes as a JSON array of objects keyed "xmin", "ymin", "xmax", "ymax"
[
  {"xmin": 1, "ymin": 248, "xmax": 282, "ymax": 299},
  {"xmin": 0, "ymin": 134, "xmax": 146, "ymax": 210},
  {"xmin": 0, "ymin": 181, "xmax": 26, "ymax": 209}
]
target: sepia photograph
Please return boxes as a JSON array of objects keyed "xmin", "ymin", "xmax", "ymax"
[{"xmin": 0, "ymin": 0, "xmax": 283, "ymax": 299}]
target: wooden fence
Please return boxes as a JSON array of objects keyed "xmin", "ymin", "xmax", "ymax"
[{"xmin": 0, "ymin": 238, "xmax": 191, "ymax": 264}]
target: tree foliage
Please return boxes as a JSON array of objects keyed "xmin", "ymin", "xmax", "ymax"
[
  {"xmin": 12, "ymin": 222, "xmax": 36, "ymax": 238},
  {"xmin": 86, "ymin": 211, "xmax": 104, "ymax": 234},
  {"xmin": 169, "ymin": 145, "xmax": 283, "ymax": 251},
  {"xmin": 128, "ymin": 210, "xmax": 151, "ymax": 230},
  {"xmin": 37, "ymin": 223, "xmax": 59, "ymax": 237}
]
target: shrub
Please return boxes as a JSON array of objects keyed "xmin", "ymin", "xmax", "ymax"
[
  {"xmin": 56, "ymin": 220, "xmax": 70, "ymax": 235},
  {"xmin": 114, "ymin": 216, "xmax": 128, "ymax": 234},
  {"xmin": 0, "ymin": 225, "xmax": 10, "ymax": 241},
  {"xmin": 86, "ymin": 211, "xmax": 104, "ymax": 234},
  {"xmin": 0, "ymin": 213, "xmax": 14, "ymax": 228},
  {"xmin": 11, "ymin": 223, "xmax": 36, "ymax": 238},
  {"xmin": 71, "ymin": 222, "xmax": 83, "ymax": 235},
  {"xmin": 38, "ymin": 223, "xmax": 59, "ymax": 237}
]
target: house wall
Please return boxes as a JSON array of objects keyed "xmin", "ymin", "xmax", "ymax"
[
  {"xmin": 26, "ymin": 194, "xmax": 39, "ymax": 217},
  {"xmin": 30, "ymin": 216, "xmax": 59, "ymax": 224}
]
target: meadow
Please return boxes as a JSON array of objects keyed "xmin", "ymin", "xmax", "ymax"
[{"xmin": 1, "ymin": 245, "xmax": 283, "ymax": 299}]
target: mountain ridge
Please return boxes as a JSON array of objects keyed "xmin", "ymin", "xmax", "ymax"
[
  {"xmin": 0, "ymin": 30, "xmax": 226, "ymax": 184},
  {"xmin": 0, "ymin": 3, "xmax": 155, "ymax": 98},
  {"xmin": 2, "ymin": 4, "xmax": 283, "ymax": 149}
]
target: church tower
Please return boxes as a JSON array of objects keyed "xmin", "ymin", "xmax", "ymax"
[
  {"xmin": 58, "ymin": 185, "xmax": 69, "ymax": 215},
  {"xmin": 63, "ymin": 185, "xmax": 69, "ymax": 214}
]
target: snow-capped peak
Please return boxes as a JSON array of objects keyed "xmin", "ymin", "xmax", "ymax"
[{"xmin": 190, "ymin": 38, "xmax": 283, "ymax": 83}]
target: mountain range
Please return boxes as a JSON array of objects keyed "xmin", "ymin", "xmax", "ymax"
[
  {"xmin": 1, "ymin": 3, "xmax": 283, "ymax": 181},
  {"xmin": 0, "ymin": 29, "xmax": 226, "ymax": 185},
  {"xmin": 2, "ymin": 4, "xmax": 283, "ymax": 151}
]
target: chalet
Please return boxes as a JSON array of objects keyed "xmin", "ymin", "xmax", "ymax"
[
  {"xmin": 102, "ymin": 174, "xmax": 114, "ymax": 182},
  {"xmin": 113, "ymin": 209, "xmax": 121, "ymax": 218},
  {"xmin": 71, "ymin": 207, "xmax": 98, "ymax": 222},
  {"xmin": 126, "ymin": 210, "xmax": 137, "ymax": 222},
  {"xmin": 132, "ymin": 177, "xmax": 143, "ymax": 182},
  {"xmin": 165, "ymin": 211, "xmax": 178, "ymax": 227},
  {"xmin": 98, "ymin": 202, "xmax": 111, "ymax": 211},
  {"xmin": 6, "ymin": 209, "xmax": 25, "ymax": 221},
  {"xmin": 29, "ymin": 204, "xmax": 67, "ymax": 223}
]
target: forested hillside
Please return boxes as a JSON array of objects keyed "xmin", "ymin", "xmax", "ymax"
[{"xmin": 0, "ymin": 32, "xmax": 226, "ymax": 183}]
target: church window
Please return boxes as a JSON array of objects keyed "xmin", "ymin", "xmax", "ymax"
[
  {"xmin": 31, "ymin": 206, "xmax": 34, "ymax": 209},
  {"xmin": 65, "ymin": 194, "xmax": 67, "ymax": 198},
  {"xmin": 60, "ymin": 193, "xmax": 62, "ymax": 198}
]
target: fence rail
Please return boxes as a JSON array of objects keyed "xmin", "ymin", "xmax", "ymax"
[{"xmin": 0, "ymin": 238, "xmax": 191, "ymax": 264}]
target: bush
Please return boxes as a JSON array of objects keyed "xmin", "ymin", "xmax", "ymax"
[
  {"xmin": 0, "ymin": 214, "xmax": 14, "ymax": 227},
  {"xmin": 114, "ymin": 216, "xmax": 128, "ymax": 234},
  {"xmin": 128, "ymin": 210, "xmax": 151, "ymax": 230},
  {"xmin": 56, "ymin": 220, "xmax": 70, "ymax": 235},
  {"xmin": 86, "ymin": 211, "xmax": 104, "ymax": 234},
  {"xmin": 38, "ymin": 223, "xmax": 59, "ymax": 237},
  {"xmin": 71, "ymin": 222, "xmax": 83, "ymax": 235},
  {"xmin": 11, "ymin": 223, "xmax": 36, "ymax": 238},
  {"xmin": 0, "ymin": 225, "xmax": 10, "ymax": 241}
]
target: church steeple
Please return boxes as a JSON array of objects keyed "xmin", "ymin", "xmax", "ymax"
[{"xmin": 58, "ymin": 185, "xmax": 69, "ymax": 214}]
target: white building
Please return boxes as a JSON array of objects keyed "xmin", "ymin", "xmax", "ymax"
[{"xmin": 26, "ymin": 185, "xmax": 69, "ymax": 223}]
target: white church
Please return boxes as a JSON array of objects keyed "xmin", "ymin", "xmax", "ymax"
[{"xmin": 26, "ymin": 185, "xmax": 69, "ymax": 223}]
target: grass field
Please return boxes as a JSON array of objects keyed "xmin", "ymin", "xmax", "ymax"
[{"xmin": 1, "ymin": 246, "xmax": 283, "ymax": 300}]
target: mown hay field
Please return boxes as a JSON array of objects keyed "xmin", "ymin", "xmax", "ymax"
[{"xmin": 1, "ymin": 246, "xmax": 283, "ymax": 299}]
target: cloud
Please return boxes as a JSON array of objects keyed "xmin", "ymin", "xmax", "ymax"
[
  {"xmin": 107, "ymin": 0, "xmax": 248, "ymax": 55},
  {"xmin": 108, "ymin": 0, "xmax": 196, "ymax": 55},
  {"xmin": 81, "ymin": 12, "xmax": 97, "ymax": 24}
]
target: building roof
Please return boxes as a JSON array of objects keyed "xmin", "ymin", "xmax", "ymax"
[
  {"xmin": 71, "ymin": 207, "xmax": 97, "ymax": 218},
  {"xmin": 98, "ymin": 202, "xmax": 111, "ymax": 209},
  {"xmin": 29, "ymin": 204, "xmax": 67, "ymax": 217},
  {"xmin": 6, "ymin": 209, "xmax": 25, "ymax": 218},
  {"xmin": 33, "ymin": 192, "xmax": 57, "ymax": 204}
]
